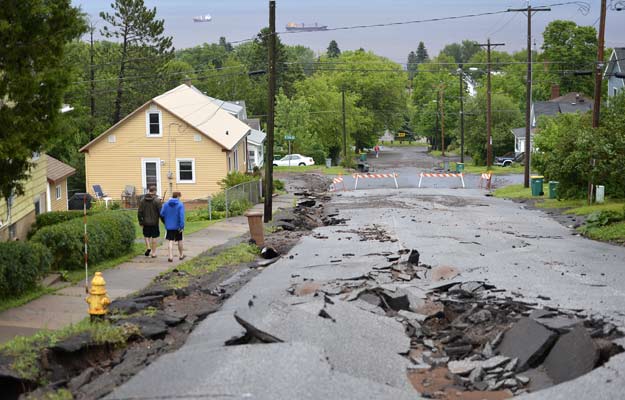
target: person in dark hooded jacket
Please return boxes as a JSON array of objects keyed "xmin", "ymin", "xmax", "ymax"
[
  {"xmin": 138, "ymin": 186, "xmax": 162, "ymax": 257},
  {"xmin": 160, "ymin": 191, "xmax": 185, "ymax": 262}
]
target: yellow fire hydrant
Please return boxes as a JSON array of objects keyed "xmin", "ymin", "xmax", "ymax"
[{"xmin": 86, "ymin": 272, "xmax": 111, "ymax": 321}]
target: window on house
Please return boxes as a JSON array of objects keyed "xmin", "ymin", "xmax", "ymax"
[
  {"xmin": 56, "ymin": 185, "xmax": 62, "ymax": 200},
  {"xmin": 233, "ymin": 148, "xmax": 239, "ymax": 170},
  {"xmin": 615, "ymin": 88, "xmax": 618, "ymax": 97},
  {"xmin": 177, "ymin": 159, "xmax": 195, "ymax": 183},
  {"xmin": 147, "ymin": 111, "xmax": 161, "ymax": 136},
  {"xmin": 34, "ymin": 198, "xmax": 41, "ymax": 216},
  {"xmin": 228, "ymin": 156, "xmax": 232, "ymax": 172},
  {"xmin": 9, "ymin": 224, "xmax": 17, "ymax": 240},
  {"xmin": 108, "ymin": 134, "xmax": 116, "ymax": 143}
]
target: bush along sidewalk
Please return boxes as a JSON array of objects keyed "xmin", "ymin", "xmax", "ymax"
[
  {"xmin": 0, "ymin": 242, "xmax": 51, "ymax": 299},
  {"xmin": 31, "ymin": 211, "xmax": 135, "ymax": 271}
]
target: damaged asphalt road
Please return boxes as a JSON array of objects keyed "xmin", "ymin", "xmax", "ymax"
[{"xmin": 108, "ymin": 187, "xmax": 625, "ymax": 400}]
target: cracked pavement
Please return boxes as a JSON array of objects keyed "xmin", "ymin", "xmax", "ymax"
[{"xmin": 108, "ymin": 186, "xmax": 625, "ymax": 400}]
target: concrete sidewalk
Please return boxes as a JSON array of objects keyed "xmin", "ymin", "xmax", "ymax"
[{"xmin": 0, "ymin": 195, "xmax": 294, "ymax": 344}]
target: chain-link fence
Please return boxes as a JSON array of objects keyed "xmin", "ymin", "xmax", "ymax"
[{"xmin": 207, "ymin": 179, "xmax": 263, "ymax": 219}]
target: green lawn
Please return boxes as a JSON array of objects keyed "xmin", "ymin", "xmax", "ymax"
[
  {"xmin": 163, "ymin": 243, "xmax": 259, "ymax": 288},
  {"xmin": 378, "ymin": 141, "xmax": 428, "ymax": 147},
  {"xmin": 459, "ymin": 163, "xmax": 528, "ymax": 175},
  {"xmin": 583, "ymin": 221, "xmax": 625, "ymax": 244},
  {"xmin": 429, "ymin": 150, "xmax": 458, "ymax": 157},
  {"xmin": 274, "ymin": 165, "xmax": 349, "ymax": 175},
  {"xmin": 493, "ymin": 184, "xmax": 549, "ymax": 199},
  {"xmin": 536, "ymin": 198, "xmax": 625, "ymax": 215}
]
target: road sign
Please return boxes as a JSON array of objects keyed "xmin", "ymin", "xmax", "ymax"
[{"xmin": 284, "ymin": 135, "xmax": 295, "ymax": 141}]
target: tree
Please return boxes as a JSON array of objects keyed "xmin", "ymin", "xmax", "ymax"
[
  {"xmin": 533, "ymin": 92, "xmax": 625, "ymax": 199},
  {"xmin": 327, "ymin": 40, "xmax": 341, "ymax": 58},
  {"xmin": 0, "ymin": 0, "xmax": 86, "ymax": 201},
  {"xmin": 100, "ymin": 0, "xmax": 173, "ymax": 123},
  {"xmin": 541, "ymin": 20, "xmax": 597, "ymax": 96},
  {"xmin": 407, "ymin": 51, "xmax": 418, "ymax": 80},
  {"xmin": 416, "ymin": 41, "xmax": 430, "ymax": 64},
  {"xmin": 464, "ymin": 91, "xmax": 522, "ymax": 165},
  {"xmin": 219, "ymin": 36, "xmax": 233, "ymax": 52},
  {"xmin": 441, "ymin": 40, "xmax": 481, "ymax": 65}
]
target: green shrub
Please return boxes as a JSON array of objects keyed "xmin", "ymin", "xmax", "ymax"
[
  {"xmin": 309, "ymin": 148, "xmax": 326, "ymax": 166},
  {"xmin": 31, "ymin": 211, "xmax": 135, "ymax": 271},
  {"xmin": 580, "ymin": 210, "xmax": 625, "ymax": 233},
  {"xmin": 0, "ymin": 242, "xmax": 51, "ymax": 298},
  {"xmin": 274, "ymin": 179, "xmax": 285, "ymax": 192},
  {"xmin": 220, "ymin": 171, "xmax": 257, "ymax": 189},
  {"xmin": 187, "ymin": 209, "xmax": 227, "ymax": 222}
]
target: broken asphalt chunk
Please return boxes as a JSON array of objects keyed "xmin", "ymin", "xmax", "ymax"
[
  {"xmin": 542, "ymin": 324, "xmax": 599, "ymax": 384},
  {"xmin": 497, "ymin": 317, "xmax": 558, "ymax": 371}
]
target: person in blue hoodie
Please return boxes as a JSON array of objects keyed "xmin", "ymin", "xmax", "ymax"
[{"xmin": 160, "ymin": 191, "xmax": 185, "ymax": 262}]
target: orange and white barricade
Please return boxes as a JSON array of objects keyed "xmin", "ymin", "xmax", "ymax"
[
  {"xmin": 330, "ymin": 175, "xmax": 346, "ymax": 192},
  {"xmin": 418, "ymin": 172, "xmax": 465, "ymax": 188},
  {"xmin": 479, "ymin": 172, "xmax": 492, "ymax": 190},
  {"xmin": 352, "ymin": 172, "xmax": 399, "ymax": 190}
]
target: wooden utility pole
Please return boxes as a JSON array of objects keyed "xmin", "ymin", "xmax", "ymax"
[
  {"xmin": 439, "ymin": 84, "xmax": 445, "ymax": 156},
  {"xmin": 89, "ymin": 22, "xmax": 97, "ymax": 140},
  {"xmin": 508, "ymin": 4, "xmax": 550, "ymax": 187},
  {"xmin": 458, "ymin": 66, "xmax": 465, "ymax": 163},
  {"xmin": 263, "ymin": 0, "xmax": 276, "ymax": 223},
  {"xmin": 342, "ymin": 89, "xmax": 347, "ymax": 162},
  {"xmin": 478, "ymin": 39, "xmax": 505, "ymax": 169},
  {"xmin": 589, "ymin": 0, "xmax": 607, "ymax": 204},
  {"xmin": 593, "ymin": 0, "xmax": 607, "ymax": 128}
]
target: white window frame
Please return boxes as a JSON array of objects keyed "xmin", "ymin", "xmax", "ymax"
[
  {"xmin": 55, "ymin": 184, "xmax": 62, "ymax": 200},
  {"xmin": 233, "ymin": 148, "xmax": 239, "ymax": 171},
  {"xmin": 145, "ymin": 110, "xmax": 163, "ymax": 137},
  {"xmin": 141, "ymin": 158, "xmax": 162, "ymax": 196},
  {"xmin": 176, "ymin": 158, "xmax": 196, "ymax": 184},
  {"xmin": 227, "ymin": 155, "xmax": 232, "ymax": 172}
]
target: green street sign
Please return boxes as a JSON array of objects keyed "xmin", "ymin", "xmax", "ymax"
[{"xmin": 284, "ymin": 135, "xmax": 295, "ymax": 141}]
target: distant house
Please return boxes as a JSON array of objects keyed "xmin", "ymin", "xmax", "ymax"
[
  {"xmin": 79, "ymin": 84, "xmax": 251, "ymax": 201},
  {"xmin": 245, "ymin": 118, "xmax": 266, "ymax": 171},
  {"xmin": 511, "ymin": 89, "xmax": 593, "ymax": 154},
  {"xmin": 46, "ymin": 155, "xmax": 76, "ymax": 212},
  {"xmin": 205, "ymin": 96, "xmax": 265, "ymax": 172},
  {"xmin": 604, "ymin": 48, "xmax": 625, "ymax": 100},
  {"xmin": 0, "ymin": 155, "xmax": 75, "ymax": 241}
]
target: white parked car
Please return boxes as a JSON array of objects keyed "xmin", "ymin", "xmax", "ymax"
[{"xmin": 273, "ymin": 154, "xmax": 315, "ymax": 167}]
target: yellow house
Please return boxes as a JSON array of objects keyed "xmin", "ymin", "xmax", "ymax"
[
  {"xmin": 46, "ymin": 155, "xmax": 77, "ymax": 213},
  {"xmin": 80, "ymin": 84, "xmax": 251, "ymax": 201},
  {"xmin": 0, "ymin": 155, "xmax": 76, "ymax": 241}
]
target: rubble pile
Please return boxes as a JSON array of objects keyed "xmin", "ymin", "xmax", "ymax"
[{"xmin": 286, "ymin": 249, "xmax": 624, "ymax": 398}]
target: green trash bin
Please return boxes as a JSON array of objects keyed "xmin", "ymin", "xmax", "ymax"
[
  {"xmin": 531, "ymin": 175, "xmax": 544, "ymax": 196},
  {"xmin": 359, "ymin": 153, "xmax": 367, "ymax": 162},
  {"xmin": 548, "ymin": 181, "xmax": 559, "ymax": 199},
  {"xmin": 456, "ymin": 163, "xmax": 465, "ymax": 173}
]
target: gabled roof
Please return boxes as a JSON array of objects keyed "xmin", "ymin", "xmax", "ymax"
[
  {"xmin": 247, "ymin": 129, "xmax": 266, "ymax": 146},
  {"xmin": 511, "ymin": 127, "xmax": 529, "ymax": 139},
  {"xmin": 46, "ymin": 155, "xmax": 76, "ymax": 183},
  {"xmin": 604, "ymin": 48, "xmax": 625, "ymax": 79},
  {"xmin": 245, "ymin": 118, "xmax": 261, "ymax": 131},
  {"xmin": 204, "ymin": 95, "xmax": 247, "ymax": 118},
  {"xmin": 80, "ymin": 85, "xmax": 250, "ymax": 152}
]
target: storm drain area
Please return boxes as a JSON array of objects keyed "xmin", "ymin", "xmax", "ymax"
[{"xmin": 229, "ymin": 247, "xmax": 624, "ymax": 399}]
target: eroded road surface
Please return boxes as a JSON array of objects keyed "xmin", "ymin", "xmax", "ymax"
[{"xmin": 108, "ymin": 186, "xmax": 625, "ymax": 400}]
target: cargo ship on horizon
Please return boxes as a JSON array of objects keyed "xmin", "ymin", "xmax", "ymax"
[{"xmin": 285, "ymin": 22, "xmax": 328, "ymax": 32}]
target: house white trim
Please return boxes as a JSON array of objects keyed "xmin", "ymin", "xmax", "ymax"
[
  {"xmin": 176, "ymin": 158, "xmax": 196, "ymax": 184},
  {"xmin": 141, "ymin": 158, "xmax": 162, "ymax": 196}
]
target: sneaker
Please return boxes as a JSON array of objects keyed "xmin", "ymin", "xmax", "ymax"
[
  {"xmin": 179, "ymin": 255, "xmax": 186, "ymax": 261},
  {"xmin": 144, "ymin": 249, "xmax": 151, "ymax": 257}
]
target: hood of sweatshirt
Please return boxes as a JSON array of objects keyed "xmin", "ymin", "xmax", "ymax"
[{"xmin": 168, "ymin": 198, "xmax": 180, "ymax": 207}]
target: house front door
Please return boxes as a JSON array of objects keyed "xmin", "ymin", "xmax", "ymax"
[{"xmin": 141, "ymin": 158, "xmax": 162, "ymax": 196}]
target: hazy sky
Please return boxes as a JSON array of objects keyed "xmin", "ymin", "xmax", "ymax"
[{"xmin": 74, "ymin": 1, "xmax": 625, "ymax": 62}]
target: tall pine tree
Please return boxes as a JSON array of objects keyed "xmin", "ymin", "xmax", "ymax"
[
  {"xmin": 327, "ymin": 40, "xmax": 341, "ymax": 58},
  {"xmin": 100, "ymin": 0, "xmax": 173, "ymax": 124},
  {"xmin": 407, "ymin": 51, "xmax": 418, "ymax": 80},
  {"xmin": 416, "ymin": 41, "xmax": 430, "ymax": 64}
]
